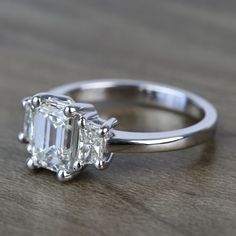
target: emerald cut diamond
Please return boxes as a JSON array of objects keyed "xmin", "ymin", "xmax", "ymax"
[
  {"xmin": 20, "ymin": 94, "xmax": 114, "ymax": 179},
  {"xmin": 27, "ymin": 99, "xmax": 78, "ymax": 172}
]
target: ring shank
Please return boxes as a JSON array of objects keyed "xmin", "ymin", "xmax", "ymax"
[{"xmin": 50, "ymin": 79, "xmax": 217, "ymax": 153}]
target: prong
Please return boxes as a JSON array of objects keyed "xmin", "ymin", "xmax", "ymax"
[
  {"xmin": 57, "ymin": 170, "xmax": 78, "ymax": 182},
  {"xmin": 64, "ymin": 106, "xmax": 77, "ymax": 117},
  {"xmin": 26, "ymin": 145, "xmax": 32, "ymax": 154},
  {"xmin": 95, "ymin": 153, "xmax": 113, "ymax": 170},
  {"xmin": 26, "ymin": 158, "xmax": 38, "ymax": 170},
  {"xmin": 18, "ymin": 132, "xmax": 28, "ymax": 144},
  {"xmin": 78, "ymin": 112, "xmax": 98, "ymax": 127},
  {"xmin": 22, "ymin": 97, "xmax": 31, "ymax": 109},
  {"xmin": 63, "ymin": 103, "xmax": 95, "ymax": 117},
  {"xmin": 78, "ymin": 116, "xmax": 86, "ymax": 128},
  {"xmin": 99, "ymin": 118, "xmax": 118, "ymax": 136},
  {"xmin": 31, "ymin": 96, "xmax": 41, "ymax": 109},
  {"xmin": 73, "ymin": 161, "xmax": 83, "ymax": 172}
]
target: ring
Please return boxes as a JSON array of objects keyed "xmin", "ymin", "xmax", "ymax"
[{"xmin": 18, "ymin": 79, "xmax": 218, "ymax": 181}]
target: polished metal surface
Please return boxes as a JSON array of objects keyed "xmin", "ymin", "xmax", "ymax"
[{"xmin": 50, "ymin": 79, "xmax": 218, "ymax": 153}]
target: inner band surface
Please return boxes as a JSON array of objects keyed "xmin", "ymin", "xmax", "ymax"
[
  {"xmin": 50, "ymin": 79, "xmax": 217, "ymax": 153},
  {"xmin": 70, "ymin": 84, "xmax": 204, "ymax": 121}
]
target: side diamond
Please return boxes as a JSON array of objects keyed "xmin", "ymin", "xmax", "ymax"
[
  {"xmin": 78, "ymin": 121, "xmax": 108, "ymax": 165},
  {"xmin": 22, "ymin": 97, "xmax": 79, "ymax": 172}
]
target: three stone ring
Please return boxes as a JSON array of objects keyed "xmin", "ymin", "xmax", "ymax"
[{"xmin": 18, "ymin": 79, "xmax": 218, "ymax": 181}]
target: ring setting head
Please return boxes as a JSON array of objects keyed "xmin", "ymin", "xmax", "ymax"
[{"xmin": 19, "ymin": 93, "xmax": 117, "ymax": 181}]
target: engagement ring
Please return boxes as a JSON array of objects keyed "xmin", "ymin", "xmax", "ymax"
[{"xmin": 18, "ymin": 80, "xmax": 218, "ymax": 181}]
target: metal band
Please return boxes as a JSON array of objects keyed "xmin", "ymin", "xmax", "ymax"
[{"xmin": 50, "ymin": 79, "xmax": 218, "ymax": 153}]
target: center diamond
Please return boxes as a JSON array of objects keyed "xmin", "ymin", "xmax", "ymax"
[
  {"xmin": 22, "ymin": 96, "xmax": 110, "ymax": 174},
  {"xmin": 29, "ymin": 100, "xmax": 78, "ymax": 172}
]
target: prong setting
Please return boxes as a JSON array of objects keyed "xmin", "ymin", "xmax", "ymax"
[
  {"xmin": 26, "ymin": 158, "xmax": 38, "ymax": 170},
  {"xmin": 26, "ymin": 144, "xmax": 32, "ymax": 154},
  {"xmin": 64, "ymin": 106, "xmax": 77, "ymax": 117},
  {"xmin": 95, "ymin": 153, "xmax": 113, "ymax": 170},
  {"xmin": 73, "ymin": 161, "xmax": 83, "ymax": 172},
  {"xmin": 31, "ymin": 96, "xmax": 41, "ymax": 109},
  {"xmin": 78, "ymin": 111, "xmax": 98, "ymax": 128},
  {"xmin": 99, "ymin": 117, "xmax": 118, "ymax": 137},
  {"xmin": 57, "ymin": 170, "xmax": 77, "ymax": 182},
  {"xmin": 78, "ymin": 116, "xmax": 86, "ymax": 128},
  {"xmin": 18, "ymin": 132, "xmax": 28, "ymax": 144},
  {"xmin": 22, "ymin": 97, "xmax": 31, "ymax": 109},
  {"xmin": 64, "ymin": 104, "xmax": 96, "ymax": 117},
  {"xmin": 19, "ymin": 91, "xmax": 118, "ymax": 181}
]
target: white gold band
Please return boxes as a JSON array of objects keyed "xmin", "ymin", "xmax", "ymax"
[{"xmin": 50, "ymin": 79, "xmax": 218, "ymax": 153}]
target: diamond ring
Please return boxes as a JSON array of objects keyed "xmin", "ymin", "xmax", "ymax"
[{"xmin": 18, "ymin": 79, "xmax": 218, "ymax": 181}]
